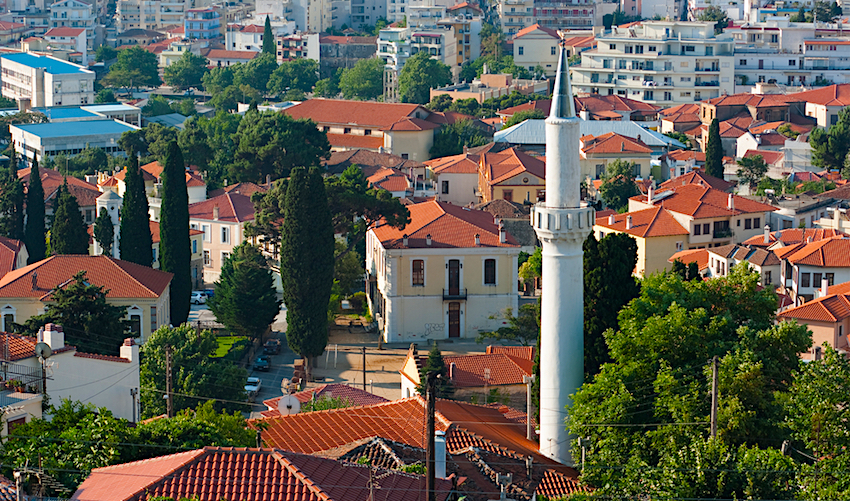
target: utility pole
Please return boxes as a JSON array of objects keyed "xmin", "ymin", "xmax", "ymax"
[
  {"xmin": 523, "ymin": 374, "xmax": 535, "ymax": 440},
  {"xmin": 710, "ymin": 355, "xmax": 719, "ymax": 439},
  {"xmin": 165, "ymin": 346, "xmax": 173, "ymax": 418},
  {"xmin": 362, "ymin": 346, "xmax": 367, "ymax": 391},
  {"xmin": 426, "ymin": 372, "xmax": 437, "ymax": 501}
]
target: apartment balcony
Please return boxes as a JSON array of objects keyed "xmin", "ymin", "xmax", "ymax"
[
  {"xmin": 694, "ymin": 67, "xmax": 720, "ymax": 72},
  {"xmin": 443, "ymin": 288, "xmax": 467, "ymax": 300},
  {"xmin": 695, "ymin": 81, "xmax": 719, "ymax": 87},
  {"xmin": 502, "ymin": 19, "xmax": 525, "ymax": 25},
  {"xmin": 714, "ymin": 228, "xmax": 734, "ymax": 239}
]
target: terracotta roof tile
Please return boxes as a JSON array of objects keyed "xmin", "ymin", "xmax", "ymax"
[
  {"xmin": 480, "ymin": 147, "xmax": 544, "ymax": 185},
  {"xmin": 498, "ymin": 100, "xmax": 551, "ymax": 117},
  {"xmin": 595, "ymin": 206, "xmax": 689, "ymax": 238},
  {"xmin": 0, "ymin": 331, "xmax": 71, "ymax": 361},
  {"xmin": 262, "ymin": 384, "xmax": 389, "ymax": 417},
  {"xmin": 513, "ymin": 23, "xmax": 559, "ymax": 39},
  {"xmin": 443, "ymin": 353, "xmax": 532, "ymax": 387},
  {"xmin": 784, "ymin": 236, "xmax": 850, "ymax": 267},
  {"xmin": 485, "ymin": 345, "xmax": 534, "ymax": 360},
  {"xmin": 327, "ymin": 133, "xmax": 385, "ymax": 149},
  {"xmin": 536, "ymin": 469, "xmax": 588, "ymax": 498},
  {"xmin": 382, "ymin": 117, "xmax": 441, "ymax": 132},
  {"xmin": 668, "ymin": 248, "xmax": 710, "ymax": 270},
  {"xmin": 18, "ymin": 167, "xmax": 100, "ymax": 207},
  {"xmin": 816, "ymin": 183, "xmax": 850, "ymax": 200},
  {"xmin": 207, "ymin": 182, "xmax": 269, "ymax": 199},
  {"xmin": 0, "ymin": 475, "xmax": 16, "ymax": 501},
  {"xmin": 447, "ymin": 2, "xmax": 483, "ymax": 12},
  {"xmin": 742, "ymin": 228, "xmax": 848, "ymax": 247},
  {"xmin": 660, "ymin": 103, "xmax": 701, "ymax": 117},
  {"xmin": 206, "ymin": 49, "xmax": 259, "ymax": 60},
  {"xmin": 473, "ymin": 199, "xmax": 530, "ymax": 219},
  {"xmin": 284, "ymin": 99, "xmax": 424, "ymax": 129},
  {"xmin": 373, "ymin": 200, "xmax": 519, "ymax": 249},
  {"xmin": 0, "ymin": 237, "xmax": 24, "ymax": 278},
  {"xmin": 744, "ymin": 149, "xmax": 784, "ymax": 165},
  {"xmin": 188, "ymin": 192, "xmax": 255, "ymax": 223},
  {"xmin": 44, "ymin": 27, "xmax": 85, "ymax": 36},
  {"xmin": 0, "ymin": 255, "xmax": 172, "ymax": 299},
  {"xmin": 778, "ymin": 293, "xmax": 850, "ymax": 322},
  {"xmin": 427, "ymin": 152, "xmax": 481, "ymax": 174},
  {"xmin": 367, "ymin": 167, "xmax": 411, "ymax": 192},
  {"xmin": 73, "ymin": 351, "xmax": 130, "ymax": 363},
  {"xmin": 631, "ymin": 184, "xmax": 774, "ymax": 218},
  {"xmin": 787, "ymin": 83, "xmax": 850, "ymax": 107},
  {"xmin": 663, "ymin": 149, "xmax": 706, "ymax": 163},
  {"xmin": 581, "ymin": 132, "xmax": 652, "ymax": 155}
]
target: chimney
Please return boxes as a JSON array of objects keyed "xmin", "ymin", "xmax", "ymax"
[
  {"xmin": 17, "ymin": 98, "xmax": 30, "ymax": 113},
  {"xmin": 822, "ymin": 276, "xmax": 830, "ymax": 297},
  {"xmin": 608, "ymin": 213, "xmax": 615, "ymax": 225},
  {"xmin": 213, "ymin": 205, "xmax": 220, "ymax": 221},
  {"xmin": 403, "ymin": 234, "xmax": 409, "ymax": 247},
  {"xmin": 647, "ymin": 184, "xmax": 654, "ymax": 205},
  {"xmin": 807, "ymin": 236, "xmax": 812, "ymax": 243},
  {"xmin": 463, "ymin": 144, "xmax": 469, "ymax": 155},
  {"xmin": 43, "ymin": 323, "xmax": 64, "ymax": 350},
  {"xmin": 620, "ymin": 142, "xmax": 625, "ymax": 152},
  {"xmin": 474, "ymin": 233, "xmax": 480, "ymax": 246},
  {"xmin": 120, "ymin": 338, "xmax": 139, "ymax": 363},
  {"xmin": 31, "ymin": 271, "xmax": 37, "ymax": 291},
  {"xmin": 727, "ymin": 193, "xmax": 734, "ymax": 211},
  {"xmin": 435, "ymin": 430, "xmax": 447, "ymax": 478},
  {"xmin": 449, "ymin": 362, "xmax": 456, "ymax": 380},
  {"xmin": 426, "ymin": 234, "xmax": 432, "ymax": 246},
  {"xmin": 499, "ymin": 221, "xmax": 506, "ymax": 243},
  {"xmin": 637, "ymin": 134, "xmax": 642, "ymax": 143},
  {"xmin": 763, "ymin": 224, "xmax": 770, "ymax": 244},
  {"xmin": 626, "ymin": 215, "xmax": 632, "ymax": 230}
]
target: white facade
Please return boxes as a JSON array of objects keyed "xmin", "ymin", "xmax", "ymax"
[
  {"xmin": 0, "ymin": 52, "xmax": 95, "ymax": 108},
  {"xmin": 94, "ymin": 189, "xmax": 121, "ymax": 257},
  {"xmin": 572, "ymin": 21, "xmax": 735, "ymax": 107},
  {"xmin": 532, "ymin": 47, "xmax": 593, "ymax": 465},
  {"xmin": 43, "ymin": 27, "xmax": 87, "ymax": 63},
  {"xmin": 378, "ymin": 26, "xmax": 456, "ymax": 72},
  {"xmin": 513, "ymin": 25, "xmax": 560, "ymax": 76},
  {"xmin": 436, "ymin": 171, "xmax": 478, "ymax": 205},
  {"xmin": 11, "ymin": 119, "xmax": 136, "ymax": 161},
  {"xmin": 497, "ymin": 0, "xmax": 533, "ymax": 35},
  {"xmin": 116, "ymin": 0, "xmax": 188, "ymax": 32},
  {"xmin": 49, "ymin": 0, "xmax": 96, "ymax": 50}
]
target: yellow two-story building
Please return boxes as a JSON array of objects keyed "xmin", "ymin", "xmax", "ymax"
[{"xmin": 366, "ymin": 200, "xmax": 521, "ymax": 342}]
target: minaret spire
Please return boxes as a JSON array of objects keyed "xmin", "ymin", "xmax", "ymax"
[{"xmin": 532, "ymin": 43, "xmax": 593, "ymax": 466}]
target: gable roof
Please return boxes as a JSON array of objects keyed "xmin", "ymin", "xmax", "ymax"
[
  {"xmin": 326, "ymin": 133, "xmax": 386, "ymax": 149},
  {"xmin": 513, "ymin": 23, "xmax": 560, "ymax": 39},
  {"xmin": 367, "ymin": 167, "xmax": 411, "ymax": 192},
  {"xmin": 480, "ymin": 147, "xmax": 544, "ymax": 185},
  {"xmin": 17, "ymin": 167, "xmax": 101, "ymax": 207},
  {"xmin": 743, "ymin": 228, "xmax": 849, "ymax": 247},
  {"xmin": 262, "ymin": 383, "xmax": 389, "ymax": 418},
  {"xmin": 372, "ymin": 200, "xmax": 519, "ymax": 248},
  {"xmin": 0, "ymin": 255, "xmax": 172, "ymax": 299},
  {"xmin": 817, "ymin": 182, "xmax": 850, "ymax": 200},
  {"xmin": 427, "ymin": 151, "xmax": 481, "ymax": 174},
  {"xmin": 744, "ymin": 149, "xmax": 784, "ymax": 165},
  {"xmin": 784, "ymin": 236, "xmax": 850, "ymax": 267},
  {"xmin": 324, "ymin": 149, "xmax": 425, "ymax": 175},
  {"xmin": 668, "ymin": 248, "xmax": 710, "ymax": 271},
  {"xmin": 662, "ymin": 149, "xmax": 706, "ymax": 163},
  {"xmin": 207, "ymin": 181, "xmax": 269, "ymax": 199},
  {"xmin": 71, "ymin": 447, "xmax": 454, "ymax": 501},
  {"xmin": 788, "ymin": 83, "xmax": 850, "ymax": 107},
  {"xmin": 595, "ymin": 206, "xmax": 689, "ymax": 238},
  {"xmin": 382, "ymin": 117, "xmax": 441, "ymax": 132},
  {"xmin": 447, "ymin": 2, "xmax": 483, "ymax": 12},
  {"xmin": 284, "ymin": 99, "xmax": 425, "ymax": 128},
  {"xmin": 444, "ymin": 352, "xmax": 533, "ymax": 387},
  {"xmin": 0, "ymin": 237, "xmax": 24, "ymax": 278},
  {"xmin": 205, "ymin": 49, "xmax": 259, "ymax": 60},
  {"xmin": 44, "ymin": 27, "xmax": 85, "ymax": 37},
  {"xmin": 581, "ymin": 132, "xmax": 652, "ymax": 155},
  {"xmin": 474, "ymin": 199, "xmax": 531, "ymax": 219},
  {"xmin": 188, "ymin": 192, "xmax": 255, "ymax": 223},
  {"xmin": 633, "ymin": 184, "xmax": 774, "ymax": 218},
  {"xmin": 778, "ymin": 293, "xmax": 850, "ymax": 323},
  {"xmin": 498, "ymin": 99, "xmax": 551, "ymax": 117}
]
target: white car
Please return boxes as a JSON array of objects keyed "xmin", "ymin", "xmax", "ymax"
[
  {"xmin": 245, "ymin": 377, "xmax": 262, "ymax": 401},
  {"xmin": 191, "ymin": 291, "xmax": 207, "ymax": 305}
]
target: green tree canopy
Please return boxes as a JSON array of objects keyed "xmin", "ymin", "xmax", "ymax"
[
  {"xmin": 209, "ymin": 243, "xmax": 281, "ymax": 339},
  {"xmin": 262, "ymin": 15, "xmax": 275, "ymax": 55},
  {"xmin": 17, "ymin": 271, "xmax": 129, "ymax": 354},
  {"xmin": 119, "ymin": 153, "xmax": 153, "ymax": 266},
  {"xmin": 202, "ymin": 65, "xmax": 235, "ymax": 95},
  {"xmin": 598, "ymin": 159, "xmax": 639, "ymax": 211},
  {"xmin": 427, "ymin": 93, "xmax": 453, "ymax": 112},
  {"xmin": 339, "ymin": 57, "xmax": 384, "ymax": 100},
  {"xmin": 398, "ymin": 51, "xmax": 452, "ymax": 104},
  {"xmin": 95, "ymin": 88, "xmax": 116, "ymax": 104},
  {"xmin": 93, "ymin": 207, "xmax": 114, "ymax": 255},
  {"xmin": 429, "ymin": 119, "xmax": 490, "ymax": 158},
  {"xmin": 103, "ymin": 46, "xmax": 162, "ymax": 89},
  {"xmin": 569, "ymin": 266, "xmax": 811, "ymax": 500},
  {"xmin": 95, "ymin": 44, "xmax": 117, "ymax": 62},
  {"xmin": 705, "ymin": 118, "xmax": 724, "ymax": 178},
  {"xmin": 736, "ymin": 154, "xmax": 768, "ymax": 190},
  {"xmin": 697, "ymin": 5, "xmax": 730, "ymax": 33},
  {"xmin": 811, "ymin": 106, "xmax": 850, "ymax": 173},
  {"xmin": 281, "ymin": 167, "xmax": 334, "ymax": 372},
  {"xmin": 0, "ymin": 147, "xmax": 24, "ymax": 241},
  {"xmin": 163, "ymin": 51, "xmax": 209, "ymax": 91},
  {"xmin": 24, "ymin": 157, "xmax": 45, "ymax": 263},
  {"xmin": 415, "ymin": 345, "xmax": 454, "ymax": 398},
  {"xmin": 476, "ymin": 302, "xmax": 540, "ymax": 346},
  {"xmin": 233, "ymin": 53, "xmax": 278, "ymax": 93},
  {"xmin": 159, "ymin": 141, "xmax": 191, "ymax": 325},
  {"xmin": 268, "ymin": 58, "xmax": 320, "ymax": 95},
  {"xmin": 504, "ymin": 109, "xmax": 545, "ymax": 129}
]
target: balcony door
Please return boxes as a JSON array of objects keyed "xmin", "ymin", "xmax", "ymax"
[
  {"xmin": 448, "ymin": 302, "xmax": 460, "ymax": 338},
  {"xmin": 448, "ymin": 259, "xmax": 460, "ymax": 296}
]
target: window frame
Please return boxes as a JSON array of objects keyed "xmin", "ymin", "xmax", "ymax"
[
  {"xmin": 483, "ymin": 258, "xmax": 497, "ymax": 285},
  {"xmin": 412, "ymin": 259, "xmax": 425, "ymax": 287}
]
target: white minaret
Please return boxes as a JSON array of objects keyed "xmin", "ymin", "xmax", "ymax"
[
  {"xmin": 95, "ymin": 189, "xmax": 122, "ymax": 258},
  {"xmin": 532, "ymin": 44, "xmax": 594, "ymax": 465}
]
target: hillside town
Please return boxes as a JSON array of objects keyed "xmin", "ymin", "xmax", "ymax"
[{"xmin": 0, "ymin": 0, "xmax": 846, "ymax": 497}]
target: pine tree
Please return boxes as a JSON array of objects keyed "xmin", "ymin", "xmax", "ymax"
[
  {"xmin": 24, "ymin": 156, "xmax": 45, "ymax": 263},
  {"xmin": 50, "ymin": 179, "xmax": 89, "ymax": 255},
  {"xmin": 262, "ymin": 16, "xmax": 275, "ymax": 55},
  {"xmin": 159, "ymin": 141, "xmax": 191, "ymax": 325},
  {"xmin": 209, "ymin": 243, "xmax": 281, "ymax": 339},
  {"xmin": 705, "ymin": 118, "xmax": 724, "ymax": 179},
  {"xmin": 415, "ymin": 345, "xmax": 454, "ymax": 399},
  {"xmin": 119, "ymin": 154, "xmax": 153, "ymax": 265},
  {"xmin": 0, "ymin": 145, "xmax": 24, "ymax": 240},
  {"xmin": 281, "ymin": 166, "xmax": 333, "ymax": 374},
  {"xmin": 94, "ymin": 207, "xmax": 114, "ymax": 255}
]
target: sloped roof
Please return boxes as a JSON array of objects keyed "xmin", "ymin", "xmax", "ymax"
[
  {"xmin": 662, "ymin": 149, "xmax": 706, "ymax": 163},
  {"xmin": 513, "ymin": 23, "xmax": 559, "ymax": 39},
  {"xmin": 668, "ymin": 248, "xmax": 710, "ymax": 271},
  {"xmin": 485, "ymin": 345, "xmax": 534, "ymax": 359},
  {"xmin": 744, "ymin": 149, "xmax": 784, "ymax": 165},
  {"xmin": 207, "ymin": 182, "xmax": 269, "ymax": 199},
  {"xmin": 660, "ymin": 103, "xmax": 701, "ymax": 117},
  {"xmin": 595, "ymin": 206, "xmax": 688, "ymax": 238},
  {"xmin": 367, "ymin": 167, "xmax": 410, "ymax": 192},
  {"xmin": 474, "ymin": 199, "xmax": 531, "ymax": 219},
  {"xmin": 498, "ymin": 100, "xmax": 551, "ymax": 117},
  {"xmin": 0, "ymin": 255, "xmax": 172, "ymax": 299},
  {"xmin": 778, "ymin": 293, "xmax": 850, "ymax": 322},
  {"xmin": 206, "ymin": 49, "xmax": 259, "ymax": 60},
  {"xmin": 748, "ymin": 121, "xmax": 812, "ymax": 135},
  {"xmin": 327, "ymin": 133, "xmax": 385, "ymax": 149},
  {"xmin": 742, "ymin": 228, "xmax": 849, "ymax": 248},
  {"xmin": 788, "ymin": 83, "xmax": 850, "ymax": 107},
  {"xmin": 447, "ymin": 1, "xmax": 483, "ymax": 12},
  {"xmin": 262, "ymin": 384, "xmax": 389, "ymax": 418},
  {"xmin": 284, "ymin": 99, "xmax": 424, "ymax": 128},
  {"xmin": 373, "ymin": 200, "xmax": 519, "ymax": 248},
  {"xmin": 150, "ymin": 220, "xmax": 203, "ymax": 244},
  {"xmin": 704, "ymin": 93, "xmax": 794, "ymax": 107},
  {"xmin": 817, "ymin": 183, "xmax": 850, "ymax": 200},
  {"xmin": 634, "ymin": 184, "xmax": 773, "ymax": 218},
  {"xmin": 582, "ymin": 132, "xmax": 652, "ymax": 155},
  {"xmin": 382, "ymin": 117, "xmax": 440, "ymax": 132},
  {"xmin": 480, "ymin": 147, "xmax": 544, "ymax": 185},
  {"xmin": 427, "ymin": 151, "xmax": 481, "ymax": 174},
  {"xmin": 784, "ymin": 236, "xmax": 850, "ymax": 267},
  {"xmin": 17, "ymin": 167, "xmax": 101, "ymax": 207},
  {"xmin": 324, "ymin": 149, "xmax": 424, "ymax": 175},
  {"xmin": 44, "ymin": 27, "xmax": 85, "ymax": 36},
  {"xmin": 188, "ymin": 192, "xmax": 255, "ymax": 223},
  {"xmin": 71, "ymin": 447, "xmax": 454, "ymax": 501},
  {"xmin": 0, "ymin": 237, "xmax": 24, "ymax": 278},
  {"xmin": 575, "ymin": 94, "xmax": 660, "ymax": 117},
  {"xmin": 0, "ymin": 331, "xmax": 73, "ymax": 361},
  {"xmin": 0, "ymin": 475, "xmax": 15, "ymax": 501}
]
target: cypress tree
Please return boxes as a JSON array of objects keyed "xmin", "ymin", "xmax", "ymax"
[
  {"xmin": 50, "ymin": 179, "xmax": 89, "ymax": 255},
  {"xmin": 94, "ymin": 207, "xmax": 114, "ymax": 256},
  {"xmin": 119, "ymin": 154, "xmax": 153, "ymax": 265},
  {"xmin": 281, "ymin": 166, "xmax": 333, "ymax": 375},
  {"xmin": 24, "ymin": 156, "xmax": 45, "ymax": 263},
  {"xmin": 705, "ymin": 118, "xmax": 724, "ymax": 179},
  {"xmin": 262, "ymin": 16, "xmax": 275, "ymax": 55},
  {"xmin": 159, "ymin": 141, "xmax": 191, "ymax": 325}
]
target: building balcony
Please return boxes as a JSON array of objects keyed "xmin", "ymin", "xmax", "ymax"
[
  {"xmin": 443, "ymin": 288, "xmax": 467, "ymax": 300},
  {"xmin": 714, "ymin": 228, "xmax": 734, "ymax": 239},
  {"xmin": 695, "ymin": 81, "xmax": 719, "ymax": 86}
]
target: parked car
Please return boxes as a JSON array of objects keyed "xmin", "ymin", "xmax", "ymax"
[
  {"xmin": 253, "ymin": 355, "xmax": 270, "ymax": 371},
  {"xmin": 191, "ymin": 291, "xmax": 207, "ymax": 305},
  {"xmin": 204, "ymin": 289, "xmax": 215, "ymax": 300},
  {"xmin": 263, "ymin": 339, "xmax": 281, "ymax": 355},
  {"xmin": 245, "ymin": 377, "xmax": 262, "ymax": 401}
]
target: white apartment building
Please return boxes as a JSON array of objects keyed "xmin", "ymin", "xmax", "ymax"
[
  {"xmin": 43, "ymin": 27, "xmax": 86, "ymax": 62},
  {"xmin": 378, "ymin": 25, "xmax": 456, "ymax": 72},
  {"xmin": 277, "ymin": 32, "xmax": 320, "ymax": 62},
  {"xmin": 225, "ymin": 24, "xmax": 264, "ymax": 52},
  {"xmin": 49, "ymin": 0, "xmax": 96, "ymax": 50},
  {"xmin": 1, "ymin": 52, "xmax": 95, "ymax": 107},
  {"xmin": 572, "ymin": 21, "xmax": 735, "ymax": 107},
  {"xmin": 115, "ymin": 0, "xmax": 188, "ymax": 32},
  {"xmin": 497, "ymin": 0, "xmax": 533, "ymax": 35}
]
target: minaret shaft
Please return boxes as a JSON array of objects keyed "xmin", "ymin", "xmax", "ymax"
[{"xmin": 532, "ymin": 44, "xmax": 593, "ymax": 466}]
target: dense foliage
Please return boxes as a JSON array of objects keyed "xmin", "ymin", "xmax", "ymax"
[
  {"xmin": 398, "ymin": 51, "xmax": 452, "ymax": 104},
  {"xmin": 598, "ymin": 159, "xmax": 639, "ymax": 211},
  {"xmin": 158, "ymin": 141, "xmax": 191, "ymax": 325},
  {"xmin": 119, "ymin": 154, "xmax": 153, "ymax": 266},
  {"xmin": 49, "ymin": 180, "xmax": 88, "ymax": 255},
  {"xmin": 24, "ymin": 158, "xmax": 46, "ymax": 263},
  {"xmin": 705, "ymin": 118, "xmax": 724, "ymax": 178},
  {"xmin": 415, "ymin": 345, "xmax": 455, "ymax": 399}
]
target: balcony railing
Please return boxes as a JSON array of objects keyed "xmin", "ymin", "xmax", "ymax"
[
  {"xmin": 443, "ymin": 288, "xmax": 467, "ymax": 300},
  {"xmin": 714, "ymin": 228, "xmax": 734, "ymax": 238}
]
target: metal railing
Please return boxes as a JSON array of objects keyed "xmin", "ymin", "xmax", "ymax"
[{"xmin": 443, "ymin": 288, "xmax": 467, "ymax": 300}]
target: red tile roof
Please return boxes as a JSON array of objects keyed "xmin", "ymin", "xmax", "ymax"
[
  {"xmin": 44, "ymin": 27, "xmax": 85, "ymax": 36},
  {"xmin": 659, "ymin": 168, "xmax": 734, "ymax": 191},
  {"xmin": 447, "ymin": 2, "xmax": 483, "ymax": 12},
  {"xmin": 18, "ymin": 167, "xmax": 101, "ymax": 208},
  {"xmin": 581, "ymin": 132, "xmax": 652, "ymax": 155},
  {"xmin": 239, "ymin": 24, "xmax": 264, "ymax": 32},
  {"xmin": 426, "ymin": 152, "xmax": 481, "ymax": 174},
  {"xmin": 319, "ymin": 35, "xmax": 377, "ymax": 45},
  {"xmin": 575, "ymin": 94, "xmax": 660, "ymax": 117},
  {"xmin": 73, "ymin": 351, "xmax": 130, "ymax": 363},
  {"xmin": 498, "ymin": 100, "xmax": 551, "ymax": 117},
  {"xmin": 513, "ymin": 23, "xmax": 560, "ymax": 39},
  {"xmin": 207, "ymin": 181, "xmax": 269, "ymax": 199},
  {"xmin": 788, "ymin": 83, "xmax": 850, "ymax": 107},
  {"xmin": 753, "ymin": 132, "xmax": 787, "ymax": 146},
  {"xmin": 382, "ymin": 117, "xmax": 441, "ymax": 132},
  {"xmin": 634, "ymin": 184, "xmax": 774, "ymax": 218},
  {"xmin": 0, "ymin": 21, "xmax": 25, "ymax": 30},
  {"xmin": 206, "ymin": 49, "xmax": 259, "ymax": 60},
  {"xmin": 660, "ymin": 103, "xmax": 701, "ymax": 117},
  {"xmin": 748, "ymin": 121, "xmax": 812, "ymax": 135},
  {"xmin": 444, "ymin": 353, "xmax": 532, "ymax": 387},
  {"xmin": 72, "ymin": 447, "xmax": 454, "ymax": 501},
  {"xmin": 778, "ymin": 293, "xmax": 850, "ymax": 322},
  {"xmin": 743, "ymin": 228, "xmax": 850, "ymax": 248},
  {"xmin": 373, "ymin": 200, "xmax": 518, "ymax": 248},
  {"xmin": 262, "ymin": 383, "xmax": 388, "ymax": 417},
  {"xmin": 595, "ymin": 206, "xmax": 689, "ymax": 238},
  {"xmin": 704, "ymin": 93, "xmax": 794, "ymax": 107},
  {"xmin": 0, "ymin": 255, "xmax": 172, "ymax": 299},
  {"xmin": 0, "ymin": 237, "xmax": 24, "ymax": 278},
  {"xmin": 560, "ymin": 35, "xmax": 596, "ymax": 48},
  {"xmin": 151, "ymin": 220, "xmax": 203, "ymax": 244},
  {"xmin": 668, "ymin": 248, "xmax": 710, "ymax": 271},
  {"xmin": 744, "ymin": 149, "xmax": 784, "ymax": 165},
  {"xmin": 0, "ymin": 474, "xmax": 16, "ymax": 501},
  {"xmin": 480, "ymin": 147, "xmax": 544, "ymax": 185},
  {"xmin": 0, "ymin": 331, "xmax": 72, "ymax": 361},
  {"xmin": 284, "ymin": 99, "xmax": 425, "ymax": 129},
  {"xmin": 663, "ymin": 149, "xmax": 706, "ymax": 163},
  {"xmin": 784, "ymin": 236, "xmax": 850, "ymax": 267},
  {"xmin": 327, "ymin": 133, "xmax": 385, "ymax": 149},
  {"xmin": 188, "ymin": 192, "xmax": 255, "ymax": 223},
  {"xmin": 367, "ymin": 167, "xmax": 411, "ymax": 192},
  {"xmin": 485, "ymin": 345, "xmax": 534, "ymax": 360}
]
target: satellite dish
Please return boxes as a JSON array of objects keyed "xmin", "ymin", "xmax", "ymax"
[
  {"xmin": 280, "ymin": 378, "xmax": 291, "ymax": 394},
  {"xmin": 277, "ymin": 394, "xmax": 301, "ymax": 416},
  {"xmin": 34, "ymin": 342, "xmax": 51, "ymax": 359}
]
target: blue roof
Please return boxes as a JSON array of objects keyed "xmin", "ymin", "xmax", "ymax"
[
  {"xmin": 1, "ymin": 52, "xmax": 90, "ymax": 74},
  {"xmin": 14, "ymin": 119, "xmax": 136, "ymax": 138},
  {"xmin": 33, "ymin": 107, "xmax": 99, "ymax": 119}
]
